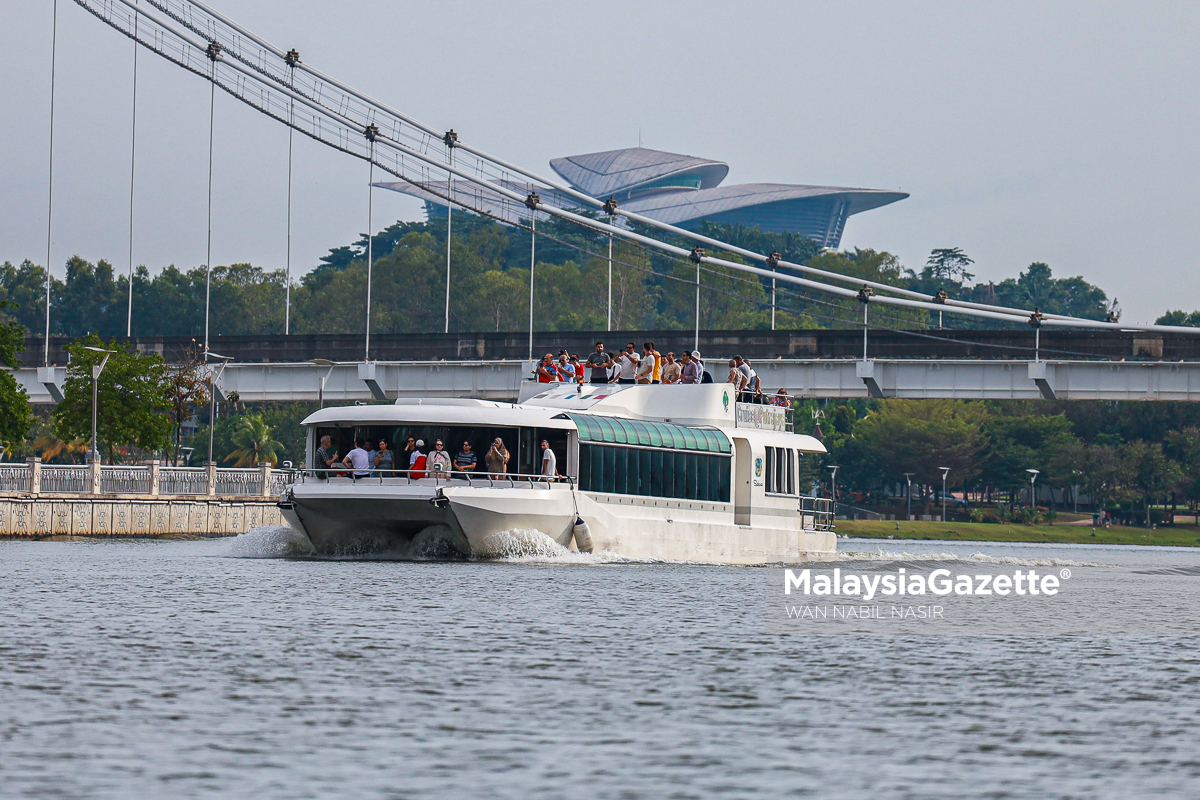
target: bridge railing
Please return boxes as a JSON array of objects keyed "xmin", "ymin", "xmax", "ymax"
[{"xmin": 0, "ymin": 459, "xmax": 295, "ymax": 499}]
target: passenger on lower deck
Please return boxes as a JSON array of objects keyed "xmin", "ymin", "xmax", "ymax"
[
  {"xmin": 342, "ymin": 439, "xmax": 372, "ymax": 480},
  {"xmin": 454, "ymin": 441, "xmax": 477, "ymax": 473}
]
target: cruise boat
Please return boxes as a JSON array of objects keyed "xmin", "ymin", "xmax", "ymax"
[{"xmin": 277, "ymin": 383, "xmax": 835, "ymax": 564}]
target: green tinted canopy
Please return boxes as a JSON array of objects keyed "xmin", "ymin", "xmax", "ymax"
[{"xmin": 565, "ymin": 414, "xmax": 731, "ymax": 454}]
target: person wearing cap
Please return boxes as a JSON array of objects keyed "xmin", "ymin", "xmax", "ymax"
[
  {"xmin": 540, "ymin": 439, "xmax": 558, "ymax": 480},
  {"xmin": 694, "ymin": 351, "xmax": 714, "ymax": 384},
  {"xmin": 409, "ymin": 439, "xmax": 427, "ymax": 479}
]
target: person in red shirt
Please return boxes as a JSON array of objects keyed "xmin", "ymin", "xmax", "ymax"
[{"xmin": 535, "ymin": 353, "xmax": 558, "ymax": 383}]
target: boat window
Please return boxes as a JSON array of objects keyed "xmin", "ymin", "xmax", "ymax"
[{"xmin": 577, "ymin": 443, "xmax": 730, "ymax": 503}]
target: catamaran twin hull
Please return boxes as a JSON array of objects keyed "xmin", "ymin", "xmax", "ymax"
[
  {"xmin": 279, "ymin": 479, "xmax": 835, "ymax": 563},
  {"xmin": 279, "ymin": 384, "xmax": 837, "ymax": 564}
]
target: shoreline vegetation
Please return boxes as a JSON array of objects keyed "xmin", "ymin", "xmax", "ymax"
[{"xmin": 838, "ymin": 519, "xmax": 1200, "ymax": 547}]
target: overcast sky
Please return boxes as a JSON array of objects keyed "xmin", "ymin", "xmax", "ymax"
[{"xmin": 3, "ymin": 1, "xmax": 1198, "ymax": 324}]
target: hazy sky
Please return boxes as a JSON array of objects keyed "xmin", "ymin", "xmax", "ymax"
[{"xmin": 3, "ymin": 1, "xmax": 1198, "ymax": 324}]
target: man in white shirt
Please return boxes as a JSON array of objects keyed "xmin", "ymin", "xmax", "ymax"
[
  {"xmin": 612, "ymin": 342, "xmax": 640, "ymax": 384},
  {"xmin": 540, "ymin": 440, "xmax": 558, "ymax": 480},
  {"xmin": 342, "ymin": 438, "xmax": 372, "ymax": 480},
  {"xmin": 636, "ymin": 342, "xmax": 656, "ymax": 384}
]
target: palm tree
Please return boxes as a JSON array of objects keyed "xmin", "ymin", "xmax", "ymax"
[{"xmin": 224, "ymin": 415, "xmax": 284, "ymax": 467}]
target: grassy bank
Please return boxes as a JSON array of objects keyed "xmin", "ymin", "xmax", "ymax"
[{"xmin": 837, "ymin": 519, "xmax": 1200, "ymax": 547}]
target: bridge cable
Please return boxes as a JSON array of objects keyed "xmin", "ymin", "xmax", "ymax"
[
  {"xmin": 284, "ymin": 56, "xmax": 294, "ymax": 335},
  {"xmin": 365, "ymin": 140, "xmax": 374, "ymax": 361},
  {"xmin": 44, "ymin": 0, "xmax": 59, "ymax": 366},
  {"xmin": 203, "ymin": 55, "xmax": 215, "ymax": 357},
  {"xmin": 126, "ymin": 0, "xmax": 139, "ymax": 337},
  {"xmin": 80, "ymin": 0, "xmax": 1200, "ymax": 336}
]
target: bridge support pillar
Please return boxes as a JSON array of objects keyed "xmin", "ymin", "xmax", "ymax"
[
  {"xmin": 1028, "ymin": 361, "xmax": 1056, "ymax": 400},
  {"xmin": 856, "ymin": 360, "xmax": 884, "ymax": 398},
  {"xmin": 37, "ymin": 367, "xmax": 63, "ymax": 403},
  {"xmin": 358, "ymin": 361, "xmax": 387, "ymax": 401}
]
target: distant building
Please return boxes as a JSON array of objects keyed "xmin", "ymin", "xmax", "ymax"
[{"xmin": 376, "ymin": 146, "xmax": 907, "ymax": 249}]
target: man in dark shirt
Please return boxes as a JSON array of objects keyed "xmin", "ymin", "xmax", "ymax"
[
  {"xmin": 454, "ymin": 441, "xmax": 477, "ymax": 473},
  {"xmin": 585, "ymin": 341, "xmax": 613, "ymax": 385}
]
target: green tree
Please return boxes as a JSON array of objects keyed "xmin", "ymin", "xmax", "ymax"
[
  {"xmin": 0, "ymin": 302, "xmax": 34, "ymax": 458},
  {"xmin": 1156, "ymin": 310, "xmax": 1200, "ymax": 327},
  {"xmin": 978, "ymin": 407, "xmax": 1077, "ymax": 503},
  {"xmin": 1123, "ymin": 441, "xmax": 1183, "ymax": 525},
  {"xmin": 224, "ymin": 414, "xmax": 285, "ymax": 467},
  {"xmin": 52, "ymin": 334, "xmax": 173, "ymax": 463},
  {"xmin": 850, "ymin": 399, "xmax": 988, "ymax": 507},
  {"xmin": 162, "ymin": 350, "xmax": 209, "ymax": 465}
]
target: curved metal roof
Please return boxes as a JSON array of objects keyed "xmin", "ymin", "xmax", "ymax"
[
  {"xmin": 622, "ymin": 182, "xmax": 910, "ymax": 224},
  {"xmin": 566, "ymin": 413, "xmax": 731, "ymax": 453},
  {"xmin": 549, "ymin": 147, "xmax": 729, "ymax": 197}
]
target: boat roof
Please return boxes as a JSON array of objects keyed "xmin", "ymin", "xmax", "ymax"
[
  {"xmin": 300, "ymin": 399, "xmax": 575, "ymax": 429},
  {"xmin": 301, "ymin": 386, "xmax": 825, "ymax": 453}
]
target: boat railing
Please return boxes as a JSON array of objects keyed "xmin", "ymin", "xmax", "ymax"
[
  {"xmin": 800, "ymin": 496, "xmax": 835, "ymax": 531},
  {"xmin": 296, "ymin": 468, "xmax": 576, "ymax": 489}
]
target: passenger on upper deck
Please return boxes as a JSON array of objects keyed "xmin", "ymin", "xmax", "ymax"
[
  {"xmin": 585, "ymin": 342, "xmax": 613, "ymax": 385},
  {"xmin": 613, "ymin": 342, "xmax": 640, "ymax": 385},
  {"xmin": 661, "ymin": 352, "xmax": 680, "ymax": 384},
  {"xmin": 680, "ymin": 351, "xmax": 701, "ymax": 384},
  {"xmin": 536, "ymin": 354, "xmax": 558, "ymax": 382}
]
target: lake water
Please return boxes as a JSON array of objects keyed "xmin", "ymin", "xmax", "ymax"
[{"xmin": 3, "ymin": 532, "xmax": 1200, "ymax": 798}]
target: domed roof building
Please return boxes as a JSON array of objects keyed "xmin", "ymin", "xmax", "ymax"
[{"xmin": 377, "ymin": 146, "xmax": 907, "ymax": 249}]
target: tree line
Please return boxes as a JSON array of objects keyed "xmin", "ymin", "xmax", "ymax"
[
  {"xmin": 810, "ymin": 396, "xmax": 1200, "ymax": 525},
  {"xmin": 1, "ymin": 217, "xmax": 1122, "ymax": 339}
]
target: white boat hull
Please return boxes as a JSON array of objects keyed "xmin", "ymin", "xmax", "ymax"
[{"xmin": 279, "ymin": 479, "xmax": 836, "ymax": 564}]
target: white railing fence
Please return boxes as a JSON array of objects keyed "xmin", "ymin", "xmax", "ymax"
[{"xmin": 2, "ymin": 459, "xmax": 297, "ymax": 498}]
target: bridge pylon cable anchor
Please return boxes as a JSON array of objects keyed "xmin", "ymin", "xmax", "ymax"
[
  {"xmin": 689, "ymin": 247, "xmax": 706, "ymax": 264},
  {"xmin": 524, "ymin": 192, "xmax": 540, "ymax": 210},
  {"xmin": 205, "ymin": 41, "xmax": 221, "ymax": 61},
  {"xmin": 443, "ymin": 129, "xmax": 458, "ymax": 148},
  {"xmin": 284, "ymin": 49, "xmax": 300, "ymax": 67},
  {"xmin": 364, "ymin": 123, "xmax": 380, "ymax": 142},
  {"xmin": 857, "ymin": 285, "xmax": 874, "ymax": 304},
  {"xmin": 603, "ymin": 197, "xmax": 619, "ymax": 216}
]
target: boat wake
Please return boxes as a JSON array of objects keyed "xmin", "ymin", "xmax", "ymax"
[
  {"xmin": 836, "ymin": 548, "xmax": 1108, "ymax": 569},
  {"xmin": 223, "ymin": 525, "xmax": 316, "ymax": 558}
]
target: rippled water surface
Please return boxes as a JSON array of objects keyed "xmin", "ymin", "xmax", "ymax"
[{"xmin": 4, "ymin": 533, "xmax": 1200, "ymax": 799}]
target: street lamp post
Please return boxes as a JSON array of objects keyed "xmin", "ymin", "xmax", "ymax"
[
  {"xmin": 206, "ymin": 352, "xmax": 233, "ymax": 464},
  {"xmin": 828, "ymin": 465, "xmax": 839, "ymax": 515},
  {"xmin": 82, "ymin": 346, "xmax": 114, "ymax": 462},
  {"xmin": 310, "ymin": 359, "xmax": 336, "ymax": 408},
  {"xmin": 1026, "ymin": 468, "xmax": 1040, "ymax": 510},
  {"xmin": 904, "ymin": 473, "xmax": 914, "ymax": 521},
  {"xmin": 939, "ymin": 466, "xmax": 950, "ymax": 522}
]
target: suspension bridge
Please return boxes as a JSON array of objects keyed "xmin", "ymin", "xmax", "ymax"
[{"xmin": 14, "ymin": 0, "xmax": 1200, "ymax": 403}]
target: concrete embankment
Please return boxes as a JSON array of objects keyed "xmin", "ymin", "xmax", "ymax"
[{"xmin": 0, "ymin": 496, "xmax": 284, "ymax": 538}]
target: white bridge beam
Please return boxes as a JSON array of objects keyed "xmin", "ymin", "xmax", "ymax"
[{"xmin": 13, "ymin": 359, "xmax": 1200, "ymax": 404}]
